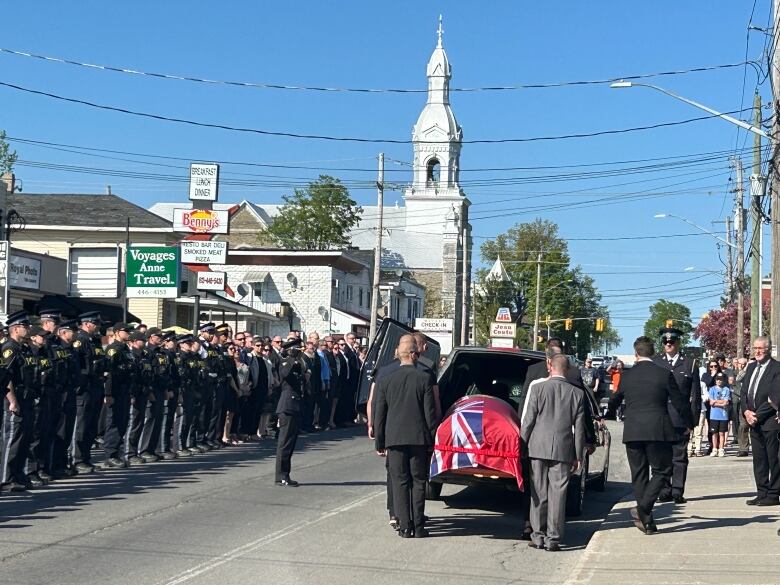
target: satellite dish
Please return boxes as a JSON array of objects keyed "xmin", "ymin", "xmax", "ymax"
[
  {"xmin": 318, "ymin": 306, "xmax": 327, "ymax": 317},
  {"xmin": 286, "ymin": 272, "xmax": 298, "ymax": 289},
  {"xmin": 236, "ymin": 283, "xmax": 250, "ymax": 298}
]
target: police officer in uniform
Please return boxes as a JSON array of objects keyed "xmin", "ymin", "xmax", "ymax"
[
  {"xmin": 208, "ymin": 324, "xmax": 231, "ymax": 448},
  {"xmin": 25, "ymin": 325, "xmax": 55, "ymax": 487},
  {"xmin": 652, "ymin": 327, "xmax": 701, "ymax": 504},
  {"xmin": 1, "ymin": 311, "xmax": 34, "ymax": 492},
  {"xmin": 174, "ymin": 334, "xmax": 203, "ymax": 456},
  {"xmin": 159, "ymin": 331, "xmax": 180, "ymax": 460},
  {"xmin": 275, "ymin": 339, "xmax": 304, "ymax": 487},
  {"xmin": 197, "ymin": 323, "xmax": 220, "ymax": 451},
  {"xmin": 37, "ymin": 309, "xmax": 62, "ymax": 482},
  {"xmin": 125, "ymin": 329, "xmax": 152, "ymax": 464},
  {"xmin": 140, "ymin": 327, "xmax": 168, "ymax": 462},
  {"xmin": 71, "ymin": 311, "xmax": 103, "ymax": 474},
  {"xmin": 50, "ymin": 320, "xmax": 78, "ymax": 478},
  {"xmin": 101, "ymin": 323, "xmax": 133, "ymax": 469}
]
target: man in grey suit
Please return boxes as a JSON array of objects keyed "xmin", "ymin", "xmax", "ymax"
[{"xmin": 521, "ymin": 353, "xmax": 586, "ymax": 552}]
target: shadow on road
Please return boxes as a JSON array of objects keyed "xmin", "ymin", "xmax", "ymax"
[{"xmin": 0, "ymin": 425, "xmax": 367, "ymax": 527}]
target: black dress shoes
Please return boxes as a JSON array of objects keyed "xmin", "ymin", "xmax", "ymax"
[
  {"xmin": 737, "ymin": 451, "xmax": 749, "ymax": 457},
  {"xmin": 672, "ymin": 495, "xmax": 687, "ymax": 505},
  {"xmin": 630, "ymin": 507, "xmax": 650, "ymax": 534},
  {"xmin": 275, "ymin": 478, "xmax": 299, "ymax": 487},
  {"xmin": 657, "ymin": 493, "xmax": 673, "ymax": 503},
  {"xmin": 398, "ymin": 529, "xmax": 414, "ymax": 538},
  {"xmin": 747, "ymin": 497, "xmax": 761, "ymax": 505},
  {"xmin": 414, "ymin": 528, "xmax": 429, "ymax": 538},
  {"xmin": 756, "ymin": 497, "xmax": 780, "ymax": 506}
]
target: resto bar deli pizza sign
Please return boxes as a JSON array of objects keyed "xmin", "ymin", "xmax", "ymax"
[
  {"xmin": 180, "ymin": 240, "xmax": 228, "ymax": 265},
  {"xmin": 126, "ymin": 247, "xmax": 179, "ymax": 298},
  {"xmin": 173, "ymin": 208, "xmax": 229, "ymax": 235}
]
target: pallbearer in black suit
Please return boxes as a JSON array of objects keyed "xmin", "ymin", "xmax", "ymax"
[
  {"xmin": 652, "ymin": 327, "xmax": 701, "ymax": 504},
  {"xmin": 608, "ymin": 336, "xmax": 693, "ymax": 534},
  {"xmin": 741, "ymin": 336, "xmax": 780, "ymax": 506}
]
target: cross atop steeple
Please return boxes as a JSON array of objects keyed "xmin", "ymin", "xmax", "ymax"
[{"xmin": 437, "ymin": 14, "xmax": 443, "ymax": 48}]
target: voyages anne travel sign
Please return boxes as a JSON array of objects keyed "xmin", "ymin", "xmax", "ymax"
[{"xmin": 126, "ymin": 246, "xmax": 179, "ymax": 298}]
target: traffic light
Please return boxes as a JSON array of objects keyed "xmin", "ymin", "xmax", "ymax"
[
  {"xmin": 565, "ymin": 318, "xmax": 573, "ymax": 331},
  {"xmin": 595, "ymin": 318, "xmax": 604, "ymax": 332},
  {"xmin": 537, "ymin": 335, "xmax": 544, "ymax": 343},
  {"xmin": 665, "ymin": 319, "xmax": 674, "ymax": 328}
]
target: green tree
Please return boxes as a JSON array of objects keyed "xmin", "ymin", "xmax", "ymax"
[
  {"xmin": 263, "ymin": 175, "xmax": 362, "ymax": 250},
  {"xmin": 479, "ymin": 219, "xmax": 619, "ymax": 355},
  {"xmin": 0, "ymin": 131, "xmax": 17, "ymax": 174},
  {"xmin": 643, "ymin": 299, "xmax": 693, "ymax": 351},
  {"xmin": 473, "ymin": 269, "xmax": 517, "ymax": 345}
]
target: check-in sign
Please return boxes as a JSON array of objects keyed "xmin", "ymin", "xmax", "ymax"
[
  {"xmin": 196, "ymin": 271, "xmax": 226, "ymax": 291},
  {"xmin": 181, "ymin": 240, "xmax": 228, "ymax": 264},
  {"xmin": 490, "ymin": 322, "xmax": 517, "ymax": 339}
]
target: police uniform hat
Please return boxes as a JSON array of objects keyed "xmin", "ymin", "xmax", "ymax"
[
  {"xmin": 38, "ymin": 308, "xmax": 61, "ymax": 322},
  {"xmin": 29, "ymin": 325, "xmax": 50, "ymax": 338},
  {"xmin": 161, "ymin": 331, "xmax": 176, "ymax": 342},
  {"xmin": 215, "ymin": 323, "xmax": 230, "ymax": 336},
  {"xmin": 199, "ymin": 322, "xmax": 216, "ymax": 333},
  {"xmin": 128, "ymin": 330, "xmax": 146, "ymax": 342},
  {"xmin": 113, "ymin": 322, "xmax": 132, "ymax": 333},
  {"xmin": 659, "ymin": 327, "xmax": 684, "ymax": 343},
  {"xmin": 57, "ymin": 319, "xmax": 78, "ymax": 332},
  {"xmin": 146, "ymin": 327, "xmax": 163, "ymax": 339},
  {"xmin": 6, "ymin": 310, "xmax": 31, "ymax": 328},
  {"xmin": 176, "ymin": 333, "xmax": 195, "ymax": 344},
  {"xmin": 78, "ymin": 311, "xmax": 102, "ymax": 324}
]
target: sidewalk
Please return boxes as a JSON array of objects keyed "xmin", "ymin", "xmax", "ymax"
[{"xmin": 565, "ymin": 449, "xmax": 780, "ymax": 585}]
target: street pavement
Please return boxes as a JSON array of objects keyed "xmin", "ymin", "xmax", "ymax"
[
  {"xmin": 1, "ymin": 423, "xmax": 631, "ymax": 585},
  {"xmin": 566, "ymin": 436, "xmax": 780, "ymax": 585}
]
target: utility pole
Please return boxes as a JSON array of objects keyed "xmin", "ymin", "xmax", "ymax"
[
  {"xmin": 725, "ymin": 217, "xmax": 734, "ymax": 300},
  {"xmin": 733, "ymin": 158, "xmax": 746, "ymax": 357},
  {"xmin": 751, "ymin": 92, "xmax": 764, "ymax": 341},
  {"xmin": 460, "ymin": 207, "xmax": 470, "ymax": 346},
  {"xmin": 532, "ymin": 252, "xmax": 542, "ymax": 351},
  {"xmin": 368, "ymin": 153, "xmax": 384, "ymax": 344},
  {"xmin": 771, "ymin": 0, "xmax": 780, "ymax": 355}
]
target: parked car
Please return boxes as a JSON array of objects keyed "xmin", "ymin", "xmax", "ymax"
[{"xmin": 431, "ymin": 346, "xmax": 610, "ymax": 516}]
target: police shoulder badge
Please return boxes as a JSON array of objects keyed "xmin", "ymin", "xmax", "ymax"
[
  {"xmin": 107, "ymin": 348, "xmax": 117, "ymax": 357},
  {"xmin": 2, "ymin": 348, "xmax": 14, "ymax": 359},
  {"xmin": 73, "ymin": 340, "xmax": 82, "ymax": 348}
]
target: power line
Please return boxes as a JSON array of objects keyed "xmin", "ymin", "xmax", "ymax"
[
  {"xmin": 0, "ymin": 79, "xmax": 756, "ymax": 145},
  {"xmin": 0, "ymin": 47, "xmax": 754, "ymax": 93}
]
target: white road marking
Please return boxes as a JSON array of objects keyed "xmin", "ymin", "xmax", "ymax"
[{"xmin": 158, "ymin": 489, "xmax": 384, "ymax": 585}]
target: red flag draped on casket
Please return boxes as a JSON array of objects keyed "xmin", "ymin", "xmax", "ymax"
[{"xmin": 430, "ymin": 395, "xmax": 523, "ymax": 490}]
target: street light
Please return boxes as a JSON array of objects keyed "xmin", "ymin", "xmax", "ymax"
[
  {"xmin": 610, "ymin": 81, "xmax": 769, "ymax": 138},
  {"xmin": 654, "ymin": 213, "xmax": 735, "ymax": 249}
]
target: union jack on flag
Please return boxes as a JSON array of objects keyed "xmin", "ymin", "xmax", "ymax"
[{"xmin": 430, "ymin": 395, "xmax": 523, "ymax": 490}]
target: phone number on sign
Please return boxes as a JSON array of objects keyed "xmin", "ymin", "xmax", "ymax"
[{"xmin": 128, "ymin": 288, "xmax": 177, "ymax": 297}]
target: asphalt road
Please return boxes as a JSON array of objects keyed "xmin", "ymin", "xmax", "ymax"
[{"xmin": 0, "ymin": 422, "xmax": 630, "ymax": 585}]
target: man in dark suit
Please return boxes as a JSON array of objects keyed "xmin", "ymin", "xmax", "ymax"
[
  {"xmin": 741, "ymin": 336, "xmax": 780, "ymax": 506},
  {"xmin": 652, "ymin": 327, "xmax": 701, "ymax": 504},
  {"xmin": 374, "ymin": 336, "xmax": 437, "ymax": 538},
  {"xmin": 608, "ymin": 336, "xmax": 693, "ymax": 534}
]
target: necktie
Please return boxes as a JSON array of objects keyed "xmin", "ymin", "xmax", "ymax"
[{"xmin": 748, "ymin": 364, "xmax": 762, "ymax": 410}]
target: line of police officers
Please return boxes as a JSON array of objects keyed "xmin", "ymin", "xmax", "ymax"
[{"xmin": 1, "ymin": 309, "xmax": 305, "ymax": 493}]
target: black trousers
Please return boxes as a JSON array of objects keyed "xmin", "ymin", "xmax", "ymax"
[
  {"xmin": 173, "ymin": 391, "xmax": 197, "ymax": 451},
  {"xmin": 198, "ymin": 383, "xmax": 215, "ymax": 444},
  {"xmin": 275, "ymin": 413, "xmax": 299, "ymax": 481},
  {"xmin": 160, "ymin": 392, "xmax": 177, "ymax": 453},
  {"xmin": 102, "ymin": 390, "xmax": 130, "ymax": 459},
  {"xmin": 72, "ymin": 388, "xmax": 95, "ymax": 465},
  {"xmin": 53, "ymin": 389, "xmax": 75, "ymax": 472},
  {"xmin": 141, "ymin": 390, "xmax": 164, "ymax": 455},
  {"xmin": 385, "ymin": 455, "xmax": 394, "ymax": 516},
  {"xmin": 749, "ymin": 427, "xmax": 780, "ymax": 499},
  {"xmin": 1, "ymin": 396, "xmax": 34, "ymax": 484},
  {"xmin": 659, "ymin": 434, "xmax": 689, "ymax": 498},
  {"xmin": 27, "ymin": 394, "xmax": 52, "ymax": 476},
  {"xmin": 625, "ymin": 441, "xmax": 673, "ymax": 523},
  {"xmin": 387, "ymin": 445, "xmax": 428, "ymax": 532},
  {"xmin": 125, "ymin": 393, "xmax": 148, "ymax": 458}
]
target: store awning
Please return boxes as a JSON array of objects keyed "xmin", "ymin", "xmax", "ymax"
[
  {"xmin": 243, "ymin": 269, "xmax": 270, "ymax": 283},
  {"xmin": 29, "ymin": 295, "xmax": 140, "ymax": 323},
  {"xmin": 176, "ymin": 292, "xmax": 280, "ymax": 320}
]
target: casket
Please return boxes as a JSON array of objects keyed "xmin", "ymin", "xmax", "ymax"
[{"xmin": 430, "ymin": 394, "xmax": 523, "ymax": 490}]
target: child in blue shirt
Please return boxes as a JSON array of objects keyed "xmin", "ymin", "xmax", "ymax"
[{"xmin": 708, "ymin": 372, "xmax": 731, "ymax": 458}]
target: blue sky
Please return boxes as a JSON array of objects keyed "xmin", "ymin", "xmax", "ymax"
[{"xmin": 0, "ymin": 1, "xmax": 772, "ymax": 352}]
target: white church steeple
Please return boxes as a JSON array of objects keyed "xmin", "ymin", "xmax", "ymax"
[{"xmin": 409, "ymin": 15, "xmax": 463, "ymax": 194}]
